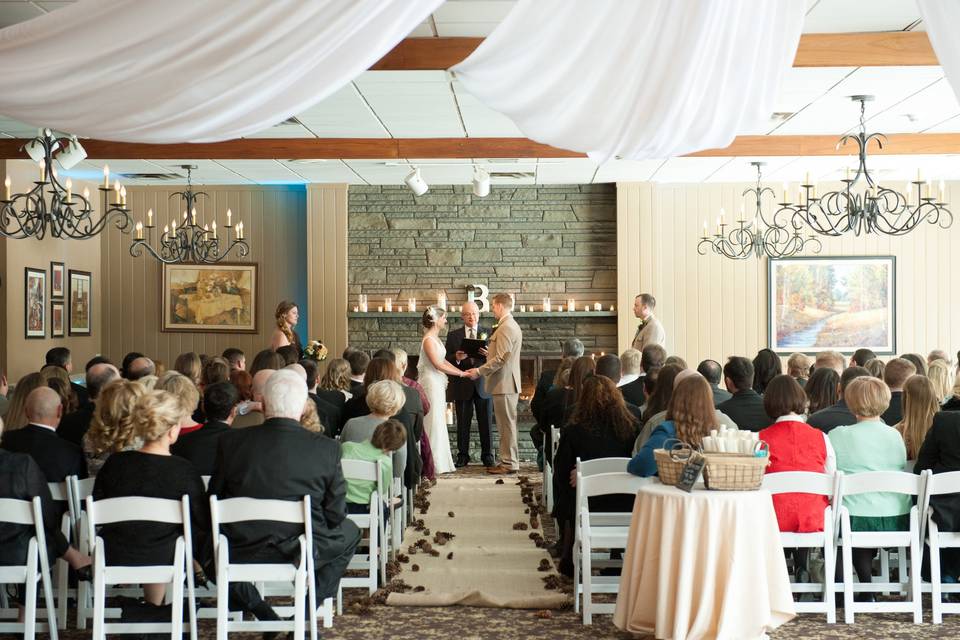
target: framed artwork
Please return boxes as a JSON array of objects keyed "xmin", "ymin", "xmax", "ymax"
[
  {"xmin": 68, "ymin": 269, "xmax": 92, "ymax": 336},
  {"xmin": 768, "ymin": 256, "xmax": 896, "ymax": 355},
  {"xmin": 162, "ymin": 263, "xmax": 258, "ymax": 333},
  {"xmin": 24, "ymin": 267, "xmax": 46, "ymax": 339},
  {"xmin": 51, "ymin": 300, "xmax": 65, "ymax": 338},
  {"xmin": 50, "ymin": 261, "xmax": 65, "ymax": 298}
]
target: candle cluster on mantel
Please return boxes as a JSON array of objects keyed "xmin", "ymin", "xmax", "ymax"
[{"xmin": 350, "ymin": 292, "xmax": 615, "ymax": 314}]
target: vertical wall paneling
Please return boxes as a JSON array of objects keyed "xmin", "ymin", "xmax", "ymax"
[{"xmin": 307, "ymin": 184, "xmax": 349, "ymax": 365}]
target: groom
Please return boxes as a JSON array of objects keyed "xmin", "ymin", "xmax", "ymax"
[
  {"xmin": 468, "ymin": 293, "xmax": 522, "ymax": 475},
  {"xmin": 445, "ymin": 301, "xmax": 495, "ymax": 468}
]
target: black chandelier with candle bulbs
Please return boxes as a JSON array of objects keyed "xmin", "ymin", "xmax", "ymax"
[
  {"xmin": 698, "ymin": 162, "xmax": 822, "ymax": 260},
  {"xmin": 0, "ymin": 129, "xmax": 131, "ymax": 240},
  {"xmin": 129, "ymin": 165, "xmax": 248, "ymax": 264},
  {"xmin": 780, "ymin": 95, "xmax": 952, "ymax": 237}
]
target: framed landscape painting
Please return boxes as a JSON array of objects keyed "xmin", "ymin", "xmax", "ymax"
[
  {"xmin": 768, "ymin": 256, "xmax": 896, "ymax": 355},
  {"xmin": 162, "ymin": 263, "xmax": 257, "ymax": 333},
  {"xmin": 51, "ymin": 300, "xmax": 65, "ymax": 338},
  {"xmin": 68, "ymin": 269, "xmax": 92, "ymax": 336},
  {"xmin": 24, "ymin": 267, "xmax": 46, "ymax": 339}
]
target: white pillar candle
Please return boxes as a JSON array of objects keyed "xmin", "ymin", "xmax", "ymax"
[
  {"xmin": 398, "ymin": 305, "xmax": 404, "ymax": 313},
  {"xmin": 543, "ymin": 297, "xmax": 551, "ymax": 312},
  {"xmin": 519, "ymin": 304, "xmax": 526, "ymax": 313},
  {"xmin": 594, "ymin": 302, "xmax": 601, "ymax": 311},
  {"xmin": 609, "ymin": 305, "xmax": 615, "ymax": 312},
  {"xmin": 377, "ymin": 306, "xmax": 383, "ymax": 313},
  {"xmin": 583, "ymin": 305, "xmax": 589, "ymax": 312},
  {"xmin": 385, "ymin": 298, "xmax": 392, "ymax": 312},
  {"xmin": 353, "ymin": 306, "xmax": 359, "ymax": 313},
  {"xmin": 408, "ymin": 297, "xmax": 416, "ymax": 312},
  {"xmin": 567, "ymin": 298, "xmax": 575, "ymax": 312}
]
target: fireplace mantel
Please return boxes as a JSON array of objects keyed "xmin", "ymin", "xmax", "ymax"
[{"xmin": 347, "ymin": 311, "xmax": 616, "ymax": 319}]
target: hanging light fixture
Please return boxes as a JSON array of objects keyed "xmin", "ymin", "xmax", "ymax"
[
  {"xmin": 129, "ymin": 165, "xmax": 248, "ymax": 264},
  {"xmin": 698, "ymin": 162, "xmax": 822, "ymax": 259},
  {"xmin": 0, "ymin": 128, "xmax": 131, "ymax": 240},
  {"xmin": 786, "ymin": 95, "xmax": 952, "ymax": 236}
]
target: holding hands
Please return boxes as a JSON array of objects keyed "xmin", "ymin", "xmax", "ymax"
[{"xmin": 465, "ymin": 368, "xmax": 481, "ymax": 380}]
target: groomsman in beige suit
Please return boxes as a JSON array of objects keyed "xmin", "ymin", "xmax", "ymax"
[
  {"xmin": 631, "ymin": 293, "xmax": 665, "ymax": 352},
  {"xmin": 468, "ymin": 292, "xmax": 522, "ymax": 474}
]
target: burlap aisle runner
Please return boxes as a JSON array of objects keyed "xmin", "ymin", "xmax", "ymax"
[{"xmin": 387, "ymin": 476, "xmax": 571, "ymax": 608}]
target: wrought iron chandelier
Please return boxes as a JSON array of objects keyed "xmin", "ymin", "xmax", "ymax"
[
  {"xmin": 698, "ymin": 162, "xmax": 822, "ymax": 259},
  {"xmin": 129, "ymin": 165, "xmax": 248, "ymax": 264},
  {"xmin": 783, "ymin": 95, "xmax": 952, "ymax": 237},
  {"xmin": 0, "ymin": 129, "xmax": 130, "ymax": 239}
]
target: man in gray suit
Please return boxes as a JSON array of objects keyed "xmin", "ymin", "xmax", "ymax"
[
  {"xmin": 631, "ymin": 293, "xmax": 665, "ymax": 352},
  {"xmin": 468, "ymin": 293, "xmax": 522, "ymax": 475}
]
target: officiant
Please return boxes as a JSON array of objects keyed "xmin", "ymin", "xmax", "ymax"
[{"xmin": 445, "ymin": 301, "xmax": 495, "ymax": 468}]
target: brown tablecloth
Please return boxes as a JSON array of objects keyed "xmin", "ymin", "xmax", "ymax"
[{"xmin": 613, "ymin": 482, "xmax": 795, "ymax": 639}]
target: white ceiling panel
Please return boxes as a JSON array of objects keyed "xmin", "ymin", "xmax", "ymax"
[
  {"xmin": 593, "ymin": 159, "xmax": 664, "ymax": 183},
  {"xmin": 433, "ymin": 0, "xmax": 515, "ymax": 36},
  {"xmin": 651, "ymin": 157, "xmax": 732, "ymax": 183},
  {"xmin": 535, "ymin": 159, "xmax": 598, "ymax": 184},
  {"xmin": 355, "ymin": 72, "xmax": 465, "ymax": 138},
  {"xmin": 344, "ymin": 160, "xmax": 416, "ymax": 185},
  {"xmin": 803, "ymin": 0, "xmax": 921, "ymax": 33},
  {"xmin": 451, "ymin": 80, "xmax": 523, "ymax": 137},
  {"xmin": 0, "ymin": 117, "xmax": 41, "ymax": 137},
  {"xmin": 0, "ymin": 1, "xmax": 45, "ymax": 28},
  {"xmin": 705, "ymin": 157, "xmax": 800, "ymax": 182},
  {"xmin": 295, "ymin": 84, "xmax": 389, "ymax": 138},
  {"xmin": 407, "ymin": 21, "xmax": 435, "ymax": 37},
  {"xmin": 864, "ymin": 78, "xmax": 960, "ymax": 134},
  {"xmin": 281, "ymin": 160, "xmax": 360, "ymax": 183},
  {"xmin": 244, "ymin": 122, "xmax": 316, "ymax": 138},
  {"xmin": 215, "ymin": 160, "xmax": 304, "ymax": 183}
]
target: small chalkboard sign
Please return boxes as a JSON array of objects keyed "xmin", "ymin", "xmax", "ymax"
[{"xmin": 676, "ymin": 451, "xmax": 706, "ymax": 493}]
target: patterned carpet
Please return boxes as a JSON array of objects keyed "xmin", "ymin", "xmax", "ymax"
[{"xmin": 40, "ymin": 463, "xmax": 960, "ymax": 638}]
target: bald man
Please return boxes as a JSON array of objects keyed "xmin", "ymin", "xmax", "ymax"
[
  {"xmin": 58, "ymin": 362, "xmax": 120, "ymax": 446},
  {"xmin": 445, "ymin": 300, "xmax": 495, "ymax": 467},
  {"xmin": 232, "ymin": 368, "xmax": 274, "ymax": 428},
  {"xmin": 127, "ymin": 356, "xmax": 156, "ymax": 381},
  {"xmin": 1, "ymin": 386, "xmax": 87, "ymax": 481}
]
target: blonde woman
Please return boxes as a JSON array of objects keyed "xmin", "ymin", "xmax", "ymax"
[
  {"xmin": 319, "ymin": 358, "xmax": 353, "ymax": 401},
  {"xmin": 156, "ymin": 371, "xmax": 202, "ymax": 435},
  {"xmin": 92, "ymin": 390, "xmax": 208, "ymax": 606},
  {"xmin": 270, "ymin": 300, "xmax": 303, "ymax": 356},
  {"xmin": 929, "ymin": 359, "xmax": 953, "ymax": 404},
  {"xmin": 341, "ymin": 380, "xmax": 408, "ymax": 480},
  {"xmin": 83, "ymin": 379, "xmax": 146, "ymax": 475},
  {"xmin": 896, "ymin": 375, "xmax": 940, "ymax": 462},
  {"xmin": 786, "ymin": 352, "xmax": 812, "ymax": 386},
  {"xmin": 173, "ymin": 352, "xmax": 202, "ymax": 386}
]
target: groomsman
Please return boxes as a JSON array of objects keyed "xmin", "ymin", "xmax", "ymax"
[
  {"xmin": 631, "ymin": 293, "xmax": 665, "ymax": 352},
  {"xmin": 445, "ymin": 301, "xmax": 495, "ymax": 467}
]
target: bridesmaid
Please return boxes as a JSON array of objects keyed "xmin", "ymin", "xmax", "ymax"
[{"xmin": 270, "ymin": 300, "xmax": 303, "ymax": 356}]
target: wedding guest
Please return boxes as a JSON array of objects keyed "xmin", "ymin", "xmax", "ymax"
[
  {"xmin": 621, "ymin": 344, "xmax": 665, "ymax": 407},
  {"xmin": 896, "ymin": 375, "xmax": 939, "ymax": 463},
  {"xmin": 541, "ymin": 356, "xmax": 595, "ymax": 455},
  {"xmin": 929, "ymin": 349, "xmax": 951, "ymax": 366},
  {"xmin": 173, "ymin": 351, "xmax": 202, "ymax": 386},
  {"xmin": 43, "ymin": 373, "xmax": 78, "ymax": 416},
  {"xmin": 596, "ymin": 354, "xmax": 643, "ymax": 422},
  {"xmin": 300, "ymin": 359, "xmax": 341, "ymax": 434},
  {"xmin": 531, "ymin": 356, "xmax": 575, "ymax": 465},
  {"xmin": 805, "ymin": 367, "xmax": 839, "ymax": 416},
  {"xmin": 342, "ymin": 419, "xmax": 407, "ymax": 515},
  {"xmin": 752, "ymin": 348, "xmax": 782, "ymax": 395},
  {"xmin": 0, "ymin": 369, "xmax": 8, "ymax": 417},
  {"xmin": 914, "ymin": 411, "xmax": 960, "ymax": 580},
  {"xmin": 618, "ymin": 348, "xmax": 642, "ymax": 387},
  {"xmin": 641, "ymin": 363, "xmax": 683, "ymax": 424},
  {"xmin": 882, "ymin": 358, "xmax": 917, "ymax": 425},
  {"xmin": 156, "ymin": 372, "xmax": 202, "ymax": 435},
  {"xmin": 249, "ymin": 349, "xmax": 284, "ymax": 376},
  {"xmin": 829, "ymin": 377, "xmax": 909, "ymax": 593},
  {"xmin": 815, "ymin": 351, "xmax": 845, "ymax": 375},
  {"xmin": 230, "ymin": 369, "xmax": 254, "ymax": 402},
  {"xmin": 171, "ymin": 381, "xmax": 237, "ymax": 475},
  {"xmin": 635, "ymin": 368, "xmax": 737, "ymax": 451},
  {"xmin": 121, "ymin": 352, "xmax": 146, "ymax": 379},
  {"xmin": 232, "ymin": 369, "xmax": 273, "ymax": 429},
  {"xmin": 319, "ymin": 358, "xmax": 354, "ymax": 402},
  {"xmin": 344, "ymin": 348, "xmax": 371, "ymax": 397},
  {"xmin": 276, "ymin": 345, "xmax": 300, "ymax": 367},
  {"xmin": 553, "ymin": 376, "xmax": 638, "ymax": 575},
  {"xmin": 2, "ymin": 387, "xmax": 87, "ymax": 482},
  {"xmin": 45, "ymin": 347, "xmax": 88, "ymax": 406},
  {"xmin": 532, "ymin": 340, "xmax": 584, "ymax": 434},
  {"xmin": 717, "ymin": 356, "xmax": 771, "ymax": 431},
  {"xmin": 850, "ymin": 348, "xmax": 877, "ymax": 368},
  {"xmin": 631, "ymin": 293, "xmax": 665, "ymax": 352},
  {"xmin": 629, "ymin": 374, "xmax": 718, "ymax": 477},
  {"xmin": 270, "ymin": 300, "xmax": 303, "ymax": 356},
  {"xmin": 808, "ymin": 366, "xmax": 869, "ymax": 433},
  {"xmin": 901, "ymin": 353, "xmax": 928, "ymax": 377},
  {"xmin": 787, "ymin": 353, "xmax": 812, "ymax": 387},
  {"xmin": 2, "ymin": 372, "xmax": 43, "ymax": 431},
  {"xmin": 929, "ymin": 359, "xmax": 953, "ymax": 404},
  {"xmin": 58, "ymin": 362, "xmax": 119, "ymax": 447},
  {"xmin": 222, "ymin": 347, "xmax": 246, "ymax": 372},
  {"xmin": 864, "ymin": 358, "xmax": 885, "ymax": 380},
  {"xmin": 200, "ymin": 357, "xmax": 230, "ymax": 389},
  {"xmin": 93, "ymin": 390, "xmax": 209, "ymax": 606},
  {"xmin": 391, "ymin": 348, "xmax": 430, "ymax": 416},
  {"xmin": 665, "ymin": 356, "xmax": 688, "ymax": 369},
  {"xmin": 127, "ymin": 357, "xmax": 156, "ymax": 381},
  {"xmin": 83, "ymin": 379, "xmax": 146, "ymax": 476},
  {"xmin": 697, "ymin": 359, "xmax": 731, "ymax": 407},
  {"xmin": 943, "ymin": 370, "xmax": 960, "ymax": 412}
]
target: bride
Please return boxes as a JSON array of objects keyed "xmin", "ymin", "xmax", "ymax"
[{"xmin": 418, "ymin": 306, "xmax": 467, "ymax": 474}]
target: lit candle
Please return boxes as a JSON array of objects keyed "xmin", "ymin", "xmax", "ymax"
[
  {"xmin": 353, "ymin": 306, "xmax": 359, "ymax": 313},
  {"xmin": 120, "ymin": 186, "xmax": 126, "ymax": 206},
  {"xmin": 805, "ymin": 171, "xmax": 810, "ymax": 185},
  {"xmin": 594, "ymin": 302, "xmax": 601, "ymax": 311},
  {"xmin": 147, "ymin": 208, "xmax": 153, "ymax": 227},
  {"xmin": 191, "ymin": 208, "xmax": 197, "ymax": 226},
  {"xmin": 38, "ymin": 161, "xmax": 45, "ymax": 182},
  {"xmin": 583, "ymin": 305, "xmax": 589, "ymax": 312},
  {"xmin": 385, "ymin": 298, "xmax": 393, "ymax": 312},
  {"xmin": 171, "ymin": 220, "xmax": 177, "ymax": 233},
  {"xmin": 203, "ymin": 224, "xmax": 209, "ymax": 236},
  {"xmin": 906, "ymin": 181, "xmax": 913, "ymax": 199},
  {"xmin": 103, "ymin": 165, "xmax": 110, "ymax": 189},
  {"xmin": 238, "ymin": 221, "xmax": 244, "ymax": 239},
  {"xmin": 359, "ymin": 294, "xmax": 368, "ymax": 313},
  {"xmin": 378, "ymin": 306, "xmax": 383, "ymax": 313},
  {"xmin": 926, "ymin": 180, "xmax": 932, "ymax": 199},
  {"xmin": 939, "ymin": 179, "xmax": 945, "ymax": 201},
  {"xmin": 65, "ymin": 178, "xmax": 72, "ymax": 202},
  {"xmin": 211, "ymin": 219, "xmax": 217, "ymax": 236},
  {"xmin": 567, "ymin": 298, "xmax": 575, "ymax": 312},
  {"xmin": 782, "ymin": 182, "xmax": 788, "ymax": 202},
  {"xmin": 437, "ymin": 291, "xmax": 447, "ymax": 310},
  {"xmin": 520, "ymin": 304, "xmax": 526, "ymax": 313},
  {"xmin": 135, "ymin": 221, "xmax": 143, "ymax": 239},
  {"xmin": 82, "ymin": 187, "xmax": 90, "ymax": 202},
  {"xmin": 917, "ymin": 168, "xmax": 923, "ymax": 183},
  {"xmin": 163, "ymin": 224, "xmax": 170, "ymax": 236},
  {"xmin": 114, "ymin": 180, "xmax": 121, "ymax": 194},
  {"xmin": 702, "ymin": 219, "xmax": 708, "ymax": 235},
  {"xmin": 610, "ymin": 305, "xmax": 615, "ymax": 312},
  {"xmin": 226, "ymin": 208, "xmax": 232, "ymax": 226},
  {"xmin": 846, "ymin": 167, "xmax": 852, "ymax": 181},
  {"xmin": 543, "ymin": 297, "xmax": 551, "ymax": 312},
  {"xmin": 719, "ymin": 207, "xmax": 725, "ymax": 223},
  {"xmin": 408, "ymin": 297, "xmax": 416, "ymax": 312},
  {"xmin": 739, "ymin": 205, "xmax": 745, "ymax": 222},
  {"xmin": 3, "ymin": 176, "xmax": 9, "ymax": 200},
  {"xmin": 183, "ymin": 211, "xmax": 188, "ymax": 221}
]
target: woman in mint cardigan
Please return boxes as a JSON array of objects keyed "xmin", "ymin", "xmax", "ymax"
[{"xmin": 828, "ymin": 377, "xmax": 910, "ymax": 589}]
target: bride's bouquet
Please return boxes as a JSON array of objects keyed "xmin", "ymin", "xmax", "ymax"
[{"xmin": 304, "ymin": 339, "xmax": 328, "ymax": 361}]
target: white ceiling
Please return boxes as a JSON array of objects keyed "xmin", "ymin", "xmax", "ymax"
[{"xmin": 2, "ymin": 0, "xmax": 955, "ymax": 185}]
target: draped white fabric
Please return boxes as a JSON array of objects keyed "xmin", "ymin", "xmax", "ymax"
[
  {"xmin": 452, "ymin": 0, "xmax": 805, "ymax": 161},
  {"xmin": 0, "ymin": 0, "xmax": 442, "ymax": 143},
  {"xmin": 917, "ymin": 1, "xmax": 960, "ymax": 106}
]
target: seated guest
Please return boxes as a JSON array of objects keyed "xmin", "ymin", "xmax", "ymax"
[
  {"xmin": 532, "ymin": 356, "xmax": 574, "ymax": 428},
  {"xmin": 93, "ymin": 390, "xmax": 208, "ymax": 606},
  {"xmin": 41, "ymin": 368, "xmax": 79, "ymax": 416},
  {"xmin": 864, "ymin": 357, "xmax": 885, "ymax": 380},
  {"xmin": 230, "ymin": 369, "xmax": 254, "ymax": 402},
  {"xmin": 629, "ymin": 374, "xmax": 718, "ymax": 477},
  {"xmin": 542, "ymin": 356, "xmax": 595, "ymax": 456},
  {"xmin": 173, "ymin": 351, "xmax": 202, "ymax": 386},
  {"xmin": 209, "ymin": 370, "xmax": 361, "ymax": 619},
  {"xmin": 929, "ymin": 359, "xmax": 953, "ymax": 404},
  {"xmin": 319, "ymin": 358, "xmax": 354, "ymax": 402},
  {"xmin": 805, "ymin": 367, "xmax": 839, "ymax": 416},
  {"xmin": 120, "ymin": 351, "xmax": 145, "ymax": 379},
  {"xmin": 341, "ymin": 419, "xmax": 407, "ymax": 515},
  {"xmin": 156, "ymin": 371, "xmax": 202, "ymax": 435},
  {"xmin": 808, "ymin": 366, "xmax": 869, "ymax": 433},
  {"xmin": 850, "ymin": 348, "xmax": 877, "ymax": 368},
  {"xmin": 553, "ymin": 376, "xmax": 639, "ymax": 575},
  {"xmin": 171, "ymin": 382, "xmax": 237, "ymax": 475},
  {"xmin": 45, "ymin": 346, "xmax": 88, "ymax": 406},
  {"xmin": 127, "ymin": 356, "xmax": 156, "ymax": 381},
  {"xmin": 760, "ymin": 375, "xmax": 836, "ymax": 533},
  {"xmin": 391, "ymin": 348, "xmax": 430, "ymax": 415},
  {"xmin": 943, "ymin": 370, "xmax": 960, "ymax": 412},
  {"xmin": 786, "ymin": 353, "xmax": 812, "ymax": 388},
  {"xmin": 200, "ymin": 357, "xmax": 230, "ymax": 390},
  {"xmin": 249, "ymin": 349, "xmax": 285, "ymax": 376},
  {"xmin": 914, "ymin": 411, "xmax": 960, "ymax": 579},
  {"xmin": 896, "ymin": 375, "xmax": 939, "ymax": 464},
  {"xmin": 2, "ymin": 372, "xmax": 44, "ymax": 431},
  {"xmin": 929, "ymin": 349, "xmax": 951, "ymax": 366},
  {"xmin": 717, "ymin": 356, "xmax": 771, "ymax": 431},
  {"xmin": 636, "ymin": 368, "xmax": 737, "ymax": 451},
  {"xmin": 299, "ymin": 359, "xmax": 341, "ymax": 434},
  {"xmin": 232, "ymin": 369, "xmax": 273, "ymax": 429},
  {"xmin": 276, "ymin": 344, "xmax": 300, "ymax": 367},
  {"xmin": 222, "ymin": 347, "xmax": 246, "ymax": 372},
  {"xmin": 665, "ymin": 356, "xmax": 688, "ymax": 369},
  {"xmin": 2, "ymin": 387, "xmax": 86, "ymax": 481},
  {"xmin": 621, "ymin": 344, "xmax": 666, "ymax": 407},
  {"xmin": 697, "ymin": 359, "xmax": 731, "ymax": 407},
  {"xmin": 84, "ymin": 379, "xmax": 146, "ymax": 476},
  {"xmin": 882, "ymin": 358, "xmax": 917, "ymax": 425},
  {"xmin": 752, "ymin": 349, "xmax": 782, "ymax": 395},
  {"xmin": 344, "ymin": 348, "xmax": 371, "ymax": 397},
  {"xmin": 596, "ymin": 354, "xmax": 642, "ymax": 421},
  {"xmin": 341, "ymin": 380, "xmax": 409, "ymax": 481},
  {"xmin": 829, "ymin": 377, "xmax": 909, "ymax": 594},
  {"xmin": 618, "ymin": 348, "xmax": 642, "ymax": 387},
  {"xmin": 58, "ymin": 362, "xmax": 119, "ymax": 447},
  {"xmin": 901, "ymin": 353, "xmax": 928, "ymax": 377},
  {"xmin": 641, "ymin": 363, "xmax": 683, "ymax": 425},
  {"xmin": 814, "ymin": 350, "xmax": 845, "ymax": 375}
]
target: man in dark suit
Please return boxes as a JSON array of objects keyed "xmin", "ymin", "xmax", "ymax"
[
  {"xmin": 620, "ymin": 344, "xmax": 666, "ymax": 407},
  {"xmin": 530, "ymin": 338, "xmax": 584, "ymax": 462},
  {"xmin": 58, "ymin": 361, "xmax": 119, "ymax": 446},
  {"xmin": 209, "ymin": 369, "xmax": 360, "ymax": 620},
  {"xmin": 595, "ymin": 354, "xmax": 643, "ymax": 422},
  {"xmin": 697, "ymin": 359, "xmax": 732, "ymax": 408},
  {"xmin": 445, "ymin": 301, "xmax": 495, "ymax": 468},
  {"xmin": 881, "ymin": 357, "xmax": 916, "ymax": 426},
  {"xmin": 717, "ymin": 356, "xmax": 771, "ymax": 432},
  {"xmin": 45, "ymin": 347, "xmax": 89, "ymax": 407},
  {"xmin": 2, "ymin": 387, "xmax": 86, "ymax": 482},
  {"xmin": 343, "ymin": 348, "xmax": 370, "ymax": 398},
  {"xmin": 300, "ymin": 358, "xmax": 342, "ymax": 435},
  {"xmin": 808, "ymin": 366, "xmax": 869, "ymax": 433},
  {"xmin": 171, "ymin": 381, "xmax": 236, "ymax": 475}
]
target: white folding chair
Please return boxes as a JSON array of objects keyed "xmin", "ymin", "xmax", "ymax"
[
  {"xmin": 544, "ymin": 425, "xmax": 561, "ymax": 512},
  {"xmin": 210, "ymin": 495, "xmax": 330, "ymax": 640},
  {"xmin": 46, "ymin": 480, "xmax": 72, "ymax": 630},
  {"xmin": 390, "ymin": 476, "xmax": 404, "ymax": 560},
  {"xmin": 0, "ymin": 497, "xmax": 59, "ymax": 640},
  {"xmin": 762, "ymin": 470, "xmax": 841, "ymax": 623},
  {"xmin": 573, "ymin": 470, "xmax": 649, "ymax": 624},
  {"xmin": 837, "ymin": 470, "xmax": 926, "ymax": 624},
  {"xmin": 86, "ymin": 494, "xmax": 197, "ymax": 640},
  {"xmin": 340, "ymin": 459, "xmax": 383, "ymax": 598},
  {"xmin": 920, "ymin": 469, "xmax": 960, "ymax": 623},
  {"xmin": 69, "ymin": 476, "xmax": 99, "ymax": 630}
]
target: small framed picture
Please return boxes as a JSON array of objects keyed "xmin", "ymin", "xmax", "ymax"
[
  {"xmin": 51, "ymin": 300, "xmax": 65, "ymax": 338},
  {"xmin": 68, "ymin": 269, "xmax": 92, "ymax": 336},
  {"xmin": 50, "ymin": 261, "xmax": 65, "ymax": 298},
  {"xmin": 25, "ymin": 267, "xmax": 46, "ymax": 339}
]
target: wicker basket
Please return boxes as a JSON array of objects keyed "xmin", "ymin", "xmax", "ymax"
[
  {"xmin": 654, "ymin": 448, "xmax": 686, "ymax": 485},
  {"xmin": 701, "ymin": 452, "xmax": 769, "ymax": 491}
]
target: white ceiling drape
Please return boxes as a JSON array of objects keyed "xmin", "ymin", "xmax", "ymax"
[
  {"xmin": 916, "ymin": 1, "xmax": 960, "ymax": 107},
  {"xmin": 452, "ymin": 0, "xmax": 805, "ymax": 161},
  {"xmin": 0, "ymin": 0, "xmax": 442, "ymax": 143}
]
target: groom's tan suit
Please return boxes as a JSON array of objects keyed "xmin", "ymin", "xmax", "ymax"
[{"xmin": 478, "ymin": 313, "xmax": 522, "ymax": 470}]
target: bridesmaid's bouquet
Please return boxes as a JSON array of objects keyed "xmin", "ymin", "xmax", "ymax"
[{"xmin": 304, "ymin": 339, "xmax": 328, "ymax": 361}]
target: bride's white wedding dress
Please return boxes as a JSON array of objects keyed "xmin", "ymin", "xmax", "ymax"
[{"xmin": 418, "ymin": 335, "xmax": 456, "ymax": 474}]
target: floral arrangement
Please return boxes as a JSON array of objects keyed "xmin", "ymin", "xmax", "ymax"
[{"xmin": 304, "ymin": 339, "xmax": 328, "ymax": 361}]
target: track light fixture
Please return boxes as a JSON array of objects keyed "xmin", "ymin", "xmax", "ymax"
[
  {"xmin": 404, "ymin": 167, "xmax": 429, "ymax": 196},
  {"xmin": 472, "ymin": 167, "xmax": 490, "ymax": 197}
]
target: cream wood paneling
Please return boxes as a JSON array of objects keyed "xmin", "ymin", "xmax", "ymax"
[
  {"xmin": 617, "ymin": 181, "xmax": 960, "ymax": 365},
  {"xmin": 100, "ymin": 185, "xmax": 307, "ymax": 368},
  {"xmin": 306, "ymin": 184, "xmax": 349, "ymax": 366}
]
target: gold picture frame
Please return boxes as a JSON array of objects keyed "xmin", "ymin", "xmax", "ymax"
[{"xmin": 162, "ymin": 263, "xmax": 258, "ymax": 333}]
